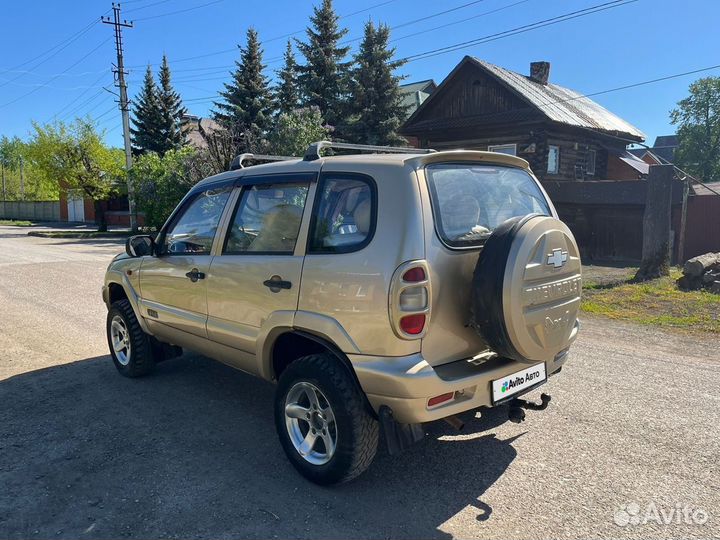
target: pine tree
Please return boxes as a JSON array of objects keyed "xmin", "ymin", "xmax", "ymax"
[
  {"xmin": 156, "ymin": 54, "xmax": 187, "ymax": 154},
  {"xmin": 275, "ymin": 40, "xmax": 300, "ymax": 115},
  {"xmin": 213, "ymin": 28, "xmax": 272, "ymax": 152},
  {"xmin": 130, "ymin": 66, "xmax": 163, "ymax": 154},
  {"xmin": 348, "ymin": 22, "xmax": 408, "ymax": 146},
  {"xmin": 295, "ymin": 0, "xmax": 350, "ymax": 129}
]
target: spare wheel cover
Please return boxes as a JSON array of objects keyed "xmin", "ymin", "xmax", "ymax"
[{"xmin": 472, "ymin": 214, "xmax": 582, "ymax": 363}]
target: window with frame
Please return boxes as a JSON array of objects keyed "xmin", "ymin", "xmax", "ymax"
[
  {"xmin": 309, "ymin": 175, "xmax": 375, "ymax": 253},
  {"xmin": 223, "ymin": 182, "xmax": 309, "ymax": 254},
  {"xmin": 547, "ymin": 145, "xmax": 560, "ymax": 174},
  {"xmin": 488, "ymin": 143, "xmax": 517, "ymax": 156},
  {"xmin": 587, "ymin": 149, "xmax": 597, "ymax": 175},
  {"xmin": 162, "ymin": 187, "xmax": 231, "ymax": 255}
]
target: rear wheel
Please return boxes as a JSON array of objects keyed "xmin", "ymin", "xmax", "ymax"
[
  {"xmin": 106, "ymin": 299, "xmax": 156, "ymax": 377},
  {"xmin": 274, "ymin": 354, "xmax": 378, "ymax": 485}
]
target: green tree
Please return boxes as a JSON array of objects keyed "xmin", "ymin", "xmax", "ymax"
[
  {"xmin": 26, "ymin": 119, "xmax": 124, "ymax": 231},
  {"xmin": 213, "ymin": 28, "xmax": 272, "ymax": 153},
  {"xmin": 275, "ymin": 40, "xmax": 300, "ymax": 116},
  {"xmin": 266, "ymin": 107, "xmax": 330, "ymax": 156},
  {"xmin": 670, "ymin": 76, "xmax": 720, "ymax": 181},
  {"xmin": 296, "ymin": 0, "xmax": 350, "ymax": 129},
  {"xmin": 156, "ymin": 54, "xmax": 187, "ymax": 154},
  {"xmin": 129, "ymin": 147, "xmax": 202, "ymax": 230},
  {"xmin": 130, "ymin": 66, "xmax": 163, "ymax": 155},
  {"xmin": 347, "ymin": 22, "xmax": 408, "ymax": 146}
]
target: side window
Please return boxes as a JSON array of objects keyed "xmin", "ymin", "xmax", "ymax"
[
  {"xmin": 223, "ymin": 182, "xmax": 309, "ymax": 254},
  {"xmin": 309, "ymin": 175, "xmax": 375, "ymax": 253},
  {"xmin": 162, "ymin": 187, "xmax": 231, "ymax": 255}
]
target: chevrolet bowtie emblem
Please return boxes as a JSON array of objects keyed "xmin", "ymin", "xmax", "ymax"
[{"xmin": 547, "ymin": 248, "xmax": 568, "ymax": 268}]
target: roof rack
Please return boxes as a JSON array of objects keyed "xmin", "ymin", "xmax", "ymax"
[
  {"xmin": 303, "ymin": 141, "xmax": 435, "ymax": 161},
  {"xmin": 229, "ymin": 153, "xmax": 296, "ymax": 171}
]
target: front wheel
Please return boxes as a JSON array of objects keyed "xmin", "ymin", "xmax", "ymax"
[
  {"xmin": 274, "ymin": 354, "xmax": 379, "ymax": 485},
  {"xmin": 106, "ymin": 299, "xmax": 156, "ymax": 377}
]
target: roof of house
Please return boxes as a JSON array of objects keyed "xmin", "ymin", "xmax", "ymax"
[
  {"xmin": 181, "ymin": 115, "xmax": 222, "ymax": 149},
  {"xmin": 648, "ymin": 134, "xmax": 679, "ymax": 163},
  {"xmin": 399, "ymin": 79, "xmax": 437, "ymax": 118},
  {"xmin": 403, "ymin": 57, "xmax": 645, "ymax": 141},
  {"xmin": 472, "ymin": 58, "xmax": 645, "ymax": 140},
  {"xmin": 613, "ymin": 149, "xmax": 650, "ymax": 175}
]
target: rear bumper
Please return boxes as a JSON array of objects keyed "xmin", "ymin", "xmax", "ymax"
[{"xmin": 351, "ymin": 350, "xmax": 569, "ymax": 424}]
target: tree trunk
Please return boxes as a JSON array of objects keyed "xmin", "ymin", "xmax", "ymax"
[
  {"xmin": 634, "ymin": 164, "xmax": 674, "ymax": 282},
  {"xmin": 683, "ymin": 253, "xmax": 720, "ymax": 277},
  {"xmin": 94, "ymin": 200, "xmax": 107, "ymax": 232}
]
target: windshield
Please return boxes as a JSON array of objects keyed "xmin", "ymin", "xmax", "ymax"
[{"xmin": 425, "ymin": 163, "xmax": 551, "ymax": 248}]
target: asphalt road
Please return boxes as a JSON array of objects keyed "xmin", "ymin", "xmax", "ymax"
[{"xmin": 0, "ymin": 225, "xmax": 718, "ymax": 540}]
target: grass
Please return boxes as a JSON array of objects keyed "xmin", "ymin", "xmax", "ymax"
[
  {"xmin": 581, "ymin": 269, "xmax": 720, "ymax": 333},
  {"xmin": 0, "ymin": 219, "xmax": 34, "ymax": 226}
]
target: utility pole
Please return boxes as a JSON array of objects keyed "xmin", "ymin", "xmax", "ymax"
[
  {"xmin": 102, "ymin": 3, "xmax": 137, "ymax": 232},
  {"xmin": 1, "ymin": 162, "xmax": 6, "ymax": 201},
  {"xmin": 19, "ymin": 157, "xmax": 24, "ymax": 200},
  {"xmin": 677, "ymin": 174, "xmax": 690, "ymax": 264}
]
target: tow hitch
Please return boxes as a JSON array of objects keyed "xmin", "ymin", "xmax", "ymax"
[{"xmin": 508, "ymin": 393, "xmax": 551, "ymax": 423}]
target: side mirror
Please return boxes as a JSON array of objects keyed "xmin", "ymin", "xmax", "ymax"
[{"xmin": 126, "ymin": 235, "xmax": 154, "ymax": 258}]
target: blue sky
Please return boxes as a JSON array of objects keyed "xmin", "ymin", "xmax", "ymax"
[{"xmin": 1, "ymin": 0, "xmax": 718, "ymax": 148}]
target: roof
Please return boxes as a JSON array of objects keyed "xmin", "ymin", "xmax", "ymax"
[
  {"xmin": 692, "ymin": 181, "xmax": 720, "ymax": 197},
  {"xmin": 194, "ymin": 149, "xmax": 531, "ymax": 189},
  {"xmin": 403, "ymin": 56, "xmax": 645, "ymax": 141},
  {"xmin": 471, "ymin": 58, "xmax": 645, "ymax": 141},
  {"xmin": 653, "ymin": 135, "xmax": 678, "ymax": 148},
  {"xmin": 399, "ymin": 79, "xmax": 437, "ymax": 119},
  {"xmin": 181, "ymin": 115, "xmax": 222, "ymax": 149},
  {"xmin": 614, "ymin": 150, "xmax": 650, "ymax": 175}
]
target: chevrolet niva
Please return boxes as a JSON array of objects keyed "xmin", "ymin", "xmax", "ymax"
[{"xmin": 103, "ymin": 141, "xmax": 582, "ymax": 484}]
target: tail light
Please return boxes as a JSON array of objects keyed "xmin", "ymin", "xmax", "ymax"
[{"xmin": 390, "ymin": 261, "xmax": 431, "ymax": 339}]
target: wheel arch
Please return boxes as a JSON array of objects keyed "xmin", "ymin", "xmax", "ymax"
[
  {"xmin": 104, "ymin": 274, "xmax": 151, "ymax": 335},
  {"xmin": 268, "ymin": 330, "xmax": 375, "ymax": 416}
]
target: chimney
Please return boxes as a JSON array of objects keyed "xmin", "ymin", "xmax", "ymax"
[{"xmin": 530, "ymin": 61, "xmax": 550, "ymax": 85}]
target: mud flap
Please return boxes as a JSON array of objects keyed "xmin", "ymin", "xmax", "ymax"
[{"xmin": 379, "ymin": 406, "xmax": 425, "ymax": 455}]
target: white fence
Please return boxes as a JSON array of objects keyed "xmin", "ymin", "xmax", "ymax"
[{"xmin": 0, "ymin": 201, "xmax": 61, "ymax": 221}]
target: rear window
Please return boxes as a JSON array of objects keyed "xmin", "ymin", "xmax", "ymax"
[{"xmin": 426, "ymin": 163, "xmax": 550, "ymax": 248}]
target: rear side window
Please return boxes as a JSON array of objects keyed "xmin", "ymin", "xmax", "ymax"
[
  {"xmin": 309, "ymin": 174, "xmax": 376, "ymax": 254},
  {"xmin": 224, "ymin": 183, "xmax": 309, "ymax": 254},
  {"xmin": 426, "ymin": 163, "xmax": 550, "ymax": 248}
]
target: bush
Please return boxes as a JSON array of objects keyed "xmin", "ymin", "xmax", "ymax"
[{"xmin": 130, "ymin": 148, "xmax": 203, "ymax": 230}]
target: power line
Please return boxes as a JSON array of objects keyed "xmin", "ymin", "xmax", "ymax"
[
  {"xmin": 0, "ymin": 37, "xmax": 111, "ymax": 108},
  {"xmin": 53, "ymin": 71, "xmax": 110, "ymax": 121},
  {"xmin": 0, "ymin": 15, "xmax": 105, "ymax": 74},
  {"xmin": 0, "ymin": 20, "xmax": 101, "ymax": 88},
  {"xmin": 403, "ymin": 0, "xmax": 638, "ymax": 62},
  {"xmin": 124, "ymin": 0, "xmax": 173, "ymax": 14},
  {"xmin": 133, "ymin": 0, "xmax": 224, "ymax": 22},
  {"xmin": 392, "ymin": 0, "xmax": 531, "ymax": 43}
]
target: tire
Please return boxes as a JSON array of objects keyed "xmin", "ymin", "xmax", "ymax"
[
  {"xmin": 471, "ymin": 214, "xmax": 582, "ymax": 363},
  {"xmin": 106, "ymin": 299, "xmax": 156, "ymax": 377},
  {"xmin": 274, "ymin": 354, "xmax": 378, "ymax": 485}
]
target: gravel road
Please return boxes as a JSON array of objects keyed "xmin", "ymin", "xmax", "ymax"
[{"xmin": 0, "ymin": 226, "xmax": 717, "ymax": 539}]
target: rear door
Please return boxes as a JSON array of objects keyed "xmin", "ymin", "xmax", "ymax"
[
  {"xmin": 205, "ymin": 174, "xmax": 315, "ymax": 370},
  {"xmin": 418, "ymin": 162, "xmax": 553, "ymax": 365},
  {"xmin": 139, "ymin": 186, "xmax": 232, "ymax": 338}
]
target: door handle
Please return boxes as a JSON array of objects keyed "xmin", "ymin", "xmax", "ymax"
[
  {"xmin": 185, "ymin": 268, "xmax": 206, "ymax": 282},
  {"xmin": 263, "ymin": 276, "xmax": 292, "ymax": 291}
]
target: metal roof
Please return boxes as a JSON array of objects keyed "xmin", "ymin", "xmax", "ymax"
[{"xmin": 470, "ymin": 58, "xmax": 645, "ymax": 141}]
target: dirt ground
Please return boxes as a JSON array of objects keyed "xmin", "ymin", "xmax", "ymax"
[{"xmin": 1, "ymin": 229, "xmax": 718, "ymax": 539}]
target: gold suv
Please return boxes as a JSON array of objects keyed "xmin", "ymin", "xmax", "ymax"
[{"xmin": 103, "ymin": 142, "xmax": 582, "ymax": 484}]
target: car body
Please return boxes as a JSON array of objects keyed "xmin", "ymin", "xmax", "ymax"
[{"xmin": 103, "ymin": 144, "xmax": 582, "ymax": 484}]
